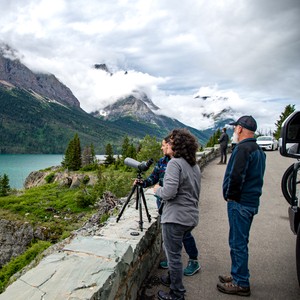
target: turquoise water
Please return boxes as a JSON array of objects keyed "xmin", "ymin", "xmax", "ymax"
[
  {"xmin": 0, "ymin": 154, "xmax": 64, "ymax": 189},
  {"xmin": 0, "ymin": 154, "xmax": 107, "ymax": 189}
]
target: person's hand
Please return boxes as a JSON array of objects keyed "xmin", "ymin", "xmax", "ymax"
[
  {"xmin": 134, "ymin": 179, "xmax": 144, "ymax": 186},
  {"xmin": 153, "ymin": 184, "xmax": 160, "ymax": 193}
]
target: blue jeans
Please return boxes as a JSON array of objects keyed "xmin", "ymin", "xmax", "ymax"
[
  {"xmin": 162, "ymin": 223, "xmax": 195, "ymax": 296},
  {"xmin": 183, "ymin": 231, "xmax": 198, "ymax": 259},
  {"xmin": 155, "ymin": 195, "xmax": 162, "ymax": 209},
  {"xmin": 227, "ymin": 201, "xmax": 258, "ymax": 287},
  {"xmin": 158, "ymin": 197, "xmax": 198, "ymax": 260}
]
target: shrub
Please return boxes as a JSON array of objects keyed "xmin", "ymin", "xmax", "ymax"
[
  {"xmin": 75, "ymin": 190, "xmax": 95, "ymax": 208},
  {"xmin": 44, "ymin": 173, "xmax": 55, "ymax": 183},
  {"xmin": 82, "ymin": 175, "xmax": 90, "ymax": 185}
]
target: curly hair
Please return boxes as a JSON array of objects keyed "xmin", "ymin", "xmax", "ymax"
[{"xmin": 166, "ymin": 128, "xmax": 199, "ymax": 166}]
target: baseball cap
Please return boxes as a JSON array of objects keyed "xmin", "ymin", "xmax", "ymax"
[{"xmin": 229, "ymin": 115, "xmax": 257, "ymax": 132}]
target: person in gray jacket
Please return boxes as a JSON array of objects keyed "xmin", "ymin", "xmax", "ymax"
[{"xmin": 154, "ymin": 128, "xmax": 201, "ymax": 300}]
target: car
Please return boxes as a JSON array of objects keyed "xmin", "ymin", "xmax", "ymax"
[{"xmin": 256, "ymin": 135, "xmax": 279, "ymax": 150}]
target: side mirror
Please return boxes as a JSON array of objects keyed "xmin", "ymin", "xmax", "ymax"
[{"xmin": 280, "ymin": 111, "xmax": 300, "ymax": 159}]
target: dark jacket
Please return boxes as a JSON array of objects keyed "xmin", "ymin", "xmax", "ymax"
[
  {"xmin": 222, "ymin": 138, "xmax": 266, "ymax": 207},
  {"xmin": 218, "ymin": 132, "xmax": 229, "ymax": 148},
  {"xmin": 143, "ymin": 155, "xmax": 170, "ymax": 188}
]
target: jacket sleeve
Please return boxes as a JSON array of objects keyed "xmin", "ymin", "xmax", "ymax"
[
  {"xmin": 218, "ymin": 133, "xmax": 224, "ymax": 143},
  {"xmin": 143, "ymin": 162, "xmax": 160, "ymax": 188},
  {"xmin": 155, "ymin": 160, "xmax": 180, "ymax": 201},
  {"xmin": 225, "ymin": 148, "xmax": 249, "ymax": 201}
]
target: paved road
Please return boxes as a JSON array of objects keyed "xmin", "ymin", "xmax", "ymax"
[{"xmin": 141, "ymin": 150, "xmax": 300, "ymax": 299}]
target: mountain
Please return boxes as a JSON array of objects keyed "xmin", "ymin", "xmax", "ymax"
[
  {"xmin": 91, "ymin": 91, "xmax": 211, "ymax": 144},
  {"xmin": 0, "ymin": 44, "xmax": 211, "ymax": 154},
  {"xmin": 0, "ymin": 44, "xmax": 80, "ymax": 108}
]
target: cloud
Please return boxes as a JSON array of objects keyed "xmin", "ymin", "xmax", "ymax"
[{"xmin": 0, "ymin": 0, "xmax": 299, "ymax": 131}]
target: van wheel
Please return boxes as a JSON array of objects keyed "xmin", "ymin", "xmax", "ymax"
[{"xmin": 281, "ymin": 164, "xmax": 294, "ymax": 205}]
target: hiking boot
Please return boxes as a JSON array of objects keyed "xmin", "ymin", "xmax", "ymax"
[
  {"xmin": 160, "ymin": 274, "xmax": 171, "ymax": 287},
  {"xmin": 219, "ymin": 274, "xmax": 233, "ymax": 283},
  {"xmin": 157, "ymin": 290, "xmax": 185, "ymax": 300},
  {"xmin": 183, "ymin": 259, "xmax": 201, "ymax": 276},
  {"xmin": 217, "ymin": 282, "xmax": 251, "ymax": 297},
  {"xmin": 159, "ymin": 260, "xmax": 169, "ymax": 269}
]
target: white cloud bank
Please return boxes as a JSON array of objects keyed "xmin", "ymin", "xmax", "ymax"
[{"xmin": 0, "ymin": 0, "xmax": 299, "ymax": 131}]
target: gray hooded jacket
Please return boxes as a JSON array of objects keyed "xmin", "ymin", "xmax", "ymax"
[{"xmin": 155, "ymin": 157, "xmax": 201, "ymax": 227}]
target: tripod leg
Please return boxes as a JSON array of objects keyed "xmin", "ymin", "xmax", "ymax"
[
  {"xmin": 116, "ymin": 185, "xmax": 137, "ymax": 223},
  {"xmin": 140, "ymin": 187, "xmax": 152, "ymax": 223},
  {"xmin": 135, "ymin": 187, "xmax": 139, "ymax": 210},
  {"xmin": 138, "ymin": 189, "xmax": 143, "ymax": 231}
]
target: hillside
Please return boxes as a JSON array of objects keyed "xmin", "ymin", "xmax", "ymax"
[
  {"xmin": 0, "ymin": 86, "xmax": 127, "ymax": 153},
  {"xmin": 0, "ymin": 86, "xmax": 211, "ymax": 153}
]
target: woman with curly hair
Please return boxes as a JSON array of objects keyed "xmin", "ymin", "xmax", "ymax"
[{"xmin": 154, "ymin": 128, "xmax": 201, "ymax": 300}]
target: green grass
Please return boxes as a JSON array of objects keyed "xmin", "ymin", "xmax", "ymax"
[
  {"xmin": 0, "ymin": 183, "xmax": 99, "ymax": 245},
  {"xmin": 0, "ymin": 184, "xmax": 93, "ymax": 222}
]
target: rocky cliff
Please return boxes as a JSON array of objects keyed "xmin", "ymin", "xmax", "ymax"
[
  {"xmin": 0, "ymin": 219, "xmax": 46, "ymax": 268},
  {"xmin": 0, "ymin": 44, "xmax": 80, "ymax": 108},
  {"xmin": 24, "ymin": 167, "xmax": 98, "ymax": 189}
]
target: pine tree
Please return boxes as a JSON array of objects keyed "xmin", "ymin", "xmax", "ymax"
[
  {"xmin": 73, "ymin": 133, "xmax": 82, "ymax": 170},
  {"xmin": 62, "ymin": 133, "xmax": 82, "ymax": 170},
  {"xmin": 104, "ymin": 143, "xmax": 115, "ymax": 165},
  {"xmin": 273, "ymin": 104, "xmax": 296, "ymax": 140},
  {"xmin": 0, "ymin": 173, "xmax": 10, "ymax": 196},
  {"xmin": 206, "ymin": 128, "xmax": 221, "ymax": 147},
  {"xmin": 136, "ymin": 135, "xmax": 161, "ymax": 162},
  {"xmin": 121, "ymin": 135, "xmax": 137, "ymax": 160},
  {"xmin": 121, "ymin": 135, "xmax": 130, "ymax": 158}
]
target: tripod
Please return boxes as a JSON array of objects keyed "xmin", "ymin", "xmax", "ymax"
[{"xmin": 116, "ymin": 171, "xmax": 151, "ymax": 231}]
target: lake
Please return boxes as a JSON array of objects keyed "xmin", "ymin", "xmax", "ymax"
[
  {"xmin": 0, "ymin": 154, "xmax": 64, "ymax": 189},
  {"xmin": 0, "ymin": 154, "xmax": 107, "ymax": 189}
]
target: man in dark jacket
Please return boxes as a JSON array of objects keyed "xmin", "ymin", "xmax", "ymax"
[
  {"xmin": 217, "ymin": 116, "xmax": 266, "ymax": 297},
  {"xmin": 218, "ymin": 127, "xmax": 229, "ymax": 164}
]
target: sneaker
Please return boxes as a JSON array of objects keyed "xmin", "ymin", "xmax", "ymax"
[
  {"xmin": 159, "ymin": 260, "xmax": 169, "ymax": 269},
  {"xmin": 160, "ymin": 274, "xmax": 171, "ymax": 287},
  {"xmin": 217, "ymin": 282, "xmax": 251, "ymax": 297},
  {"xmin": 219, "ymin": 274, "xmax": 233, "ymax": 283},
  {"xmin": 157, "ymin": 290, "xmax": 185, "ymax": 300},
  {"xmin": 183, "ymin": 259, "xmax": 201, "ymax": 276}
]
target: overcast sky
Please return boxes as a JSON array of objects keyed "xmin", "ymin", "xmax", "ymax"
[{"xmin": 1, "ymin": 0, "xmax": 299, "ymax": 132}]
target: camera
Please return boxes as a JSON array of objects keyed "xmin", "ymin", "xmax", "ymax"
[{"xmin": 124, "ymin": 157, "xmax": 154, "ymax": 172}]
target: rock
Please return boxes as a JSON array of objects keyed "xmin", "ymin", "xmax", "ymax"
[
  {"xmin": 24, "ymin": 169, "xmax": 97, "ymax": 189},
  {"xmin": 0, "ymin": 219, "xmax": 34, "ymax": 267}
]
